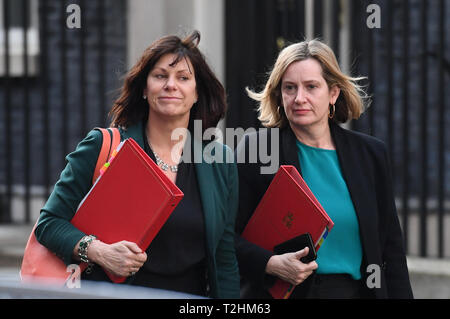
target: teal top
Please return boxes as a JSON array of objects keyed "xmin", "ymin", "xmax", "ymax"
[{"xmin": 296, "ymin": 140, "xmax": 363, "ymax": 280}]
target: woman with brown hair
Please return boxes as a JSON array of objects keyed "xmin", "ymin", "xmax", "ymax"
[
  {"xmin": 235, "ymin": 39, "xmax": 413, "ymax": 299},
  {"xmin": 35, "ymin": 31, "xmax": 239, "ymax": 298}
]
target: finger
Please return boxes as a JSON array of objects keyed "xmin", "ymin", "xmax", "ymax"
[
  {"xmin": 131, "ymin": 252, "xmax": 147, "ymax": 267},
  {"xmin": 126, "ymin": 260, "xmax": 143, "ymax": 273},
  {"xmin": 121, "ymin": 241, "xmax": 143, "ymax": 254},
  {"xmin": 130, "ymin": 253, "xmax": 147, "ymax": 266},
  {"xmin": 293, "ymin": 247, "xmax": 309, "ymax": 259},
  {"xmin": 137, "ymin": 251, "xmax": 147, "ymax": 263},
  {"xmin": 308, "ymin": 261, "xmax": 318, "ymax": 270}
]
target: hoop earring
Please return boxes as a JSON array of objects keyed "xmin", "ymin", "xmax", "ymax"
[{"xmin": 329, "ymin": 104, "xmax": 335, "ymax": 119}]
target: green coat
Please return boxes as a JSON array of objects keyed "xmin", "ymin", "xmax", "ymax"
[{"xmin": 35, "ymin": 121, "xmax": 240, "ymax": 298}]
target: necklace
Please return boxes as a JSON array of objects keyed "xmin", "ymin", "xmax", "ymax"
[
  {"xmin": 146, "ymin": 133, "xmax": 179, "ymax": 172},
  {"xmin": 151, "ymin": 149, "xmax": 178, "ymax": 172}
]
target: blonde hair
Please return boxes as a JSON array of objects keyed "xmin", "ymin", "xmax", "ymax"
[{"xmin": 247, "ymin": 39, "xmax": 370, "ymax": 128}]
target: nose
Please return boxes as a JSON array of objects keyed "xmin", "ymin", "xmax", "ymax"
[
  {"xmin": 294, "ymin": 87, "xmax": 307, "ymax": 104},
  {"xmin": 164, "ymin": 75, "xmax": 177, "ymax": 90}
]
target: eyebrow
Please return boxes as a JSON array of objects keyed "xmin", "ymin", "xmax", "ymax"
[
  {"xmin": 303, "ymin": 79, "xmax": 321, "ymax": 83},
  {"xmin": 282, "ymin": 79, "xmax": 321, "ymax": 84},
  {"xmin": 152, "ymin": 67, "xmax": 192, "ymax": 74}
]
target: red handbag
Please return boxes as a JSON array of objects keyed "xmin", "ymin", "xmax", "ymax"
[{"xmin": 20, "ymin": 128, "xmax": 121, "ymax": 284}]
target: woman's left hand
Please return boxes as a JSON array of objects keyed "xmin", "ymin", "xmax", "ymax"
[{"xmin": 86, "ymin": 239, "xmax": 147, "ymax": 277}]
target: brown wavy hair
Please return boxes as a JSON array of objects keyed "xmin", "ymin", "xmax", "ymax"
[{"xmin": 109, "ymin": 30, "xmax": 226, "ymax": 132}]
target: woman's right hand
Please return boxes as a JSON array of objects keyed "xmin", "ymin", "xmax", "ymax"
[
  {"xmin": 87, "ymin": 240, "xmax": 147, "ymax": 277},
  {"xmin": 265, "ymin": 247, "xmax": 318, "ymax": 286}
]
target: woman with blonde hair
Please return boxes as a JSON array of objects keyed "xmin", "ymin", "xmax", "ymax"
[{"xmin": 235, "ymin": 39, "xmax": 412, "ymax": 299}]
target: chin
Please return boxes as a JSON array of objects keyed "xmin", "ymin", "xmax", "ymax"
[
  {"xmin": 289, "ymin": 116, "xmax": 316, "ymax": 127},
  {"xmin": 289, "ymin": 113, "xmax": 330, "ymax": 128},
  {"xmin": 157, "ymin": 110, "xmax": 191, "ymax": 121},
  {"xmin": 153, "ymin": 106, "xmax": 184, "ymax": 116}
]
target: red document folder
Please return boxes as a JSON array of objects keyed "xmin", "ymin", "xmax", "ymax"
[
  {"xmin": 242, "ymin": 165, "xmax": 334, "ymax": 299},
  {"xmin": 71, "ymin": 138, "xmax": 183, "ymax": 283},
  {"xmin": 21, "ymin": 138, "xmax": 183, "ymax": 284}
]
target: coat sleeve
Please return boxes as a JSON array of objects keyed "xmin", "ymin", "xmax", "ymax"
[
  {"xmin": 34, "ymin": 129, "xmax": 103, "ymax": 265},
  {"xmin": 377, "ymin": 144, "xmax": 414, "ymax": 298},
  {"xmin": 214, "ymin": 146, "xmax": 240, "ymax": 298}
]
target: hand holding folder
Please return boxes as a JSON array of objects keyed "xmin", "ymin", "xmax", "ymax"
[
  {"xmin": 242, "ymin": 165, "xmax": 334, "ymax": 299},
  {"xmin": 21, "ymin": 137, "xmax": 183, "ymax": 284}
]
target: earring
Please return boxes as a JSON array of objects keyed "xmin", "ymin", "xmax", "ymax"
[
  {"xmin": 143, "ymin": 95, "xmax": 147, "ymax": 100},
  {"xmin": 329, "ymin": 104, "xmax": 335, "ymax": 119}
]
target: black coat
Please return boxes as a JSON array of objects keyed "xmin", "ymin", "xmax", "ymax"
[{"xmin": 234, "ymin": 122, "xmax": 413, "ymax": 299}]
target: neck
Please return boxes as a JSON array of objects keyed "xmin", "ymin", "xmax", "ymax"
[
  {"xmin": 146, "ymin": 112, "xmax": 190, "ymax": 152},
  {"xmin": 290, "ymin": 121, "xmax": 335, "ymax": 150}
]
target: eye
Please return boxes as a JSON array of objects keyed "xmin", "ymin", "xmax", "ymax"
[
  {"xmin": 153, "ymin": 73, "xmax": 166, "ymax": 79},
  {"xmin": 307, "ymin": 84, "xmax": 317, "ymax": 90},
  {"xmin": 282, "ymin": 83, "xmax": 296, "ymax": 94}
]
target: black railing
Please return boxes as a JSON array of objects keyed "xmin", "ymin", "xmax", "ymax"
[
  {"xmin": 351, "ymin": 0, "xmax": 449, "ymax": 258},
  {"xmin": 2, "ymin": 0, "xmax": 12, "ymax": 223},
  {"xmin": 0, "ymin": 0, "xmax": 127, "ymax": 223},
  {"xmin": 436, "ymin": 0, "xmax": 446, "ymax": 259}
]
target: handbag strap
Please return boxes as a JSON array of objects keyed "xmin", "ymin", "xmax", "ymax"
[{"xmin": 92, "ymin": 128, "xmax": 121, "ymax": 184}]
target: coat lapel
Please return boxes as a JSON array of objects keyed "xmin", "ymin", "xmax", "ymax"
[
  {"xmin": 193, "ymin": 138, "xmax": 216, "ymax": 255},
  {"xmin": 119, "ymin": 122, "xmax": 145, "ymax": 148},
  {"xmin": 280, "ymin": 126, "xmax": 302, "ymax": 174}
]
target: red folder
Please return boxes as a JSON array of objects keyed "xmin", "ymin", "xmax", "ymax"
[
  {"xmin": 71, "ymin": 138, "xmax": 183, "ymax": 282},
  {"xmin": 21, "ymin": 138, "xmax": 183, "ymax": 284},
  {"xmin": 242, "ymin": 165, "xmax": 334, "ymax": 299}
]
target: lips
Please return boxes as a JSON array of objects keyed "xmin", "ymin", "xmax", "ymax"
[
  {"xmin": 159, "ymin": 96, "xmax": 181, "ymax": 100},
  {"xmin": 293, "ymin": 109, "xmax": 311, "ymax": 113}
]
